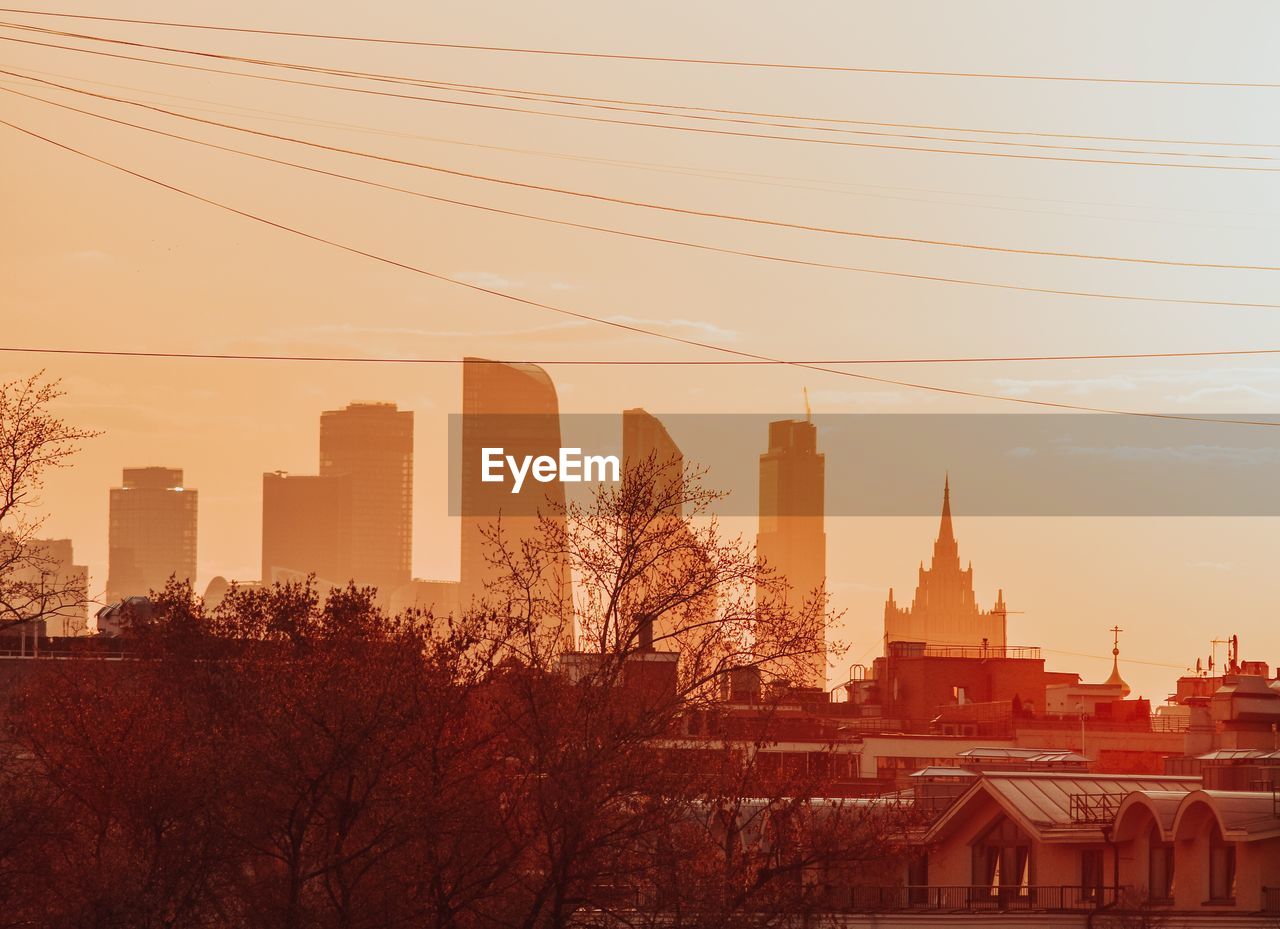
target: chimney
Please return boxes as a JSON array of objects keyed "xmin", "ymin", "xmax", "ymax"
[
  {"xmin": 637, "ymin": 615, "xmax": 654, "ymax": 651},
  {"xmin": 1184, "ymin": 697, "xmax": 1214, "ymax": 756}
]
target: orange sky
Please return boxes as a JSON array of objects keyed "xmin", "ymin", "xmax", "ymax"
[{"xmin": 3, "ymin": 0, "xmax": 1279, "ymax": 699}]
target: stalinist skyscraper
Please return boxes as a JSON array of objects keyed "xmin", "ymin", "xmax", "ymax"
[{"xmin": 884, "ymin": 476, "xmax": 1008, "ymax": 651}]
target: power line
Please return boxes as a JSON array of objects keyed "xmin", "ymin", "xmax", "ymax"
[
  {"xmin": 1042, "ymin": 648, "xmax": 1188, "ymax": 671},
  {"xmin": 9, "ymin": 80, "xmax": 1278, "ymax": 314},
  {"xmin": 5, "ymin": 345, "xmax": 1280, "ymax": 365},
  {"xmin": 260, "ymin": 72, "xmax": 1276, "ymax": 161},
  {"xmin": 2, "ymin": 6, "xmax": 1278, "ymax": 88},
  {"xmin": 5, "ymin": 112, "xmax": 1280, "ymax": 427},
  {"xmin": 8, "ymin": 23, "xmax": 1264, "ymax": 162},
  {"xmin": 7, "ymin": 68, "xmax": 1276, "ymax": 273},
  {"xmin": 380, "ymin": 78, "xmax": 1280, "ymax": 151},
  {"xmin": 9, "ymin": 21, "xmax": 1276, "ymax": 152},
  {"xmin": 12, "ymin": 67, "xmax": 1275, "ymax": 228},
  {"xmin": 4, "ymin": 27, "xmax": 1279, "ymax": 173}
]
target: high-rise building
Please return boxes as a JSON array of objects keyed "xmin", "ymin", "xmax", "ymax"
[
  {"xmin": 261, "ymin": 471, "xmax": 353, "ymax": 587},
  {"xmin": 319, "ymin": 402, "xmax": 413, "ymax": 596},
  {"xmin": 756, "ymin": 417, "xmax": 827, "ymax": 688},
  {"xmin": 107, "ymin": 467, "xmax": 197, "ymax": 601},
  {"xmin": 622, "ymin": 409, "xmax": 709, "ymax": 656},
  {"xmin": 623, "ymin": 408, "xmax": 683, "ymax": 517},
  {"xmin": 1, "ymin": 538, "xmax": 88, "ymax": 639},
  {"xmin": 883, "ymin": 476, "xmax": 1008, "ymax": 651},
  {"xmin": 460, "ymin": 358, "xmax": 571, "ymax": 645}
]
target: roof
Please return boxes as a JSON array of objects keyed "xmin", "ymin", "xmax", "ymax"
[
  {"xmin": 925, "ymin": 772, "xmax": 1200, "ymax": 844},
  {"xmin": 1196, "ymin": 748, "xmax": 1264, "ymax": 760},
  {"xmin": 956, "ymin": 747, "xmax": 1055, "ymax": 760},
  {"xmin": 1113, "ymin": 790, "xmax": 1188, "ymax": 840},
  {"xmin": 1174, "ymin": 790, "xmax": 1280, "ymax": 842},
  {"xmin": 955, "ymin": 747, "xmax": 1089, "ymax": 764},
  {"xmin": 910, "ymin": 766, "xmax": 977, "ymax": 779}
]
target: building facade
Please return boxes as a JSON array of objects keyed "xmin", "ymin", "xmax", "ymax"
[
  {"xmin": 106, "ymin": 467, "xmax": 197, "ymax": 602},
  {"xmin": 460, "ymin": 358, "xmax": 572, "ymax": 646},
  {"xmin": 757, "ymin": 417, "xmax": 827, "ymax": 688},
  {"xmin": 261, "ymin": 471, "xmax": 353, "ymax": 587},
  {"xmin": 319, "ymin": 402, "xmax": 413, "ymax": 597},
  {"xmin": 884, "ymin": 477, "xmax": 1009, "ymax": 651}
]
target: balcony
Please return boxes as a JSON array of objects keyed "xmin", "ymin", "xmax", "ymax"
[
  {"xmin": 837, "ymin": 885, "xmax": 1125, "ymax": 913},
  {"xmin": 886, "ymin": 642, "xmax": 1041, "ymax": 661},
  {"xmin": 1265, "ymin": 887, "xmax": 1280, "ymax": 914}
]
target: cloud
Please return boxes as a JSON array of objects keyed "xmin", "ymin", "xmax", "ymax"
[
  {"xmin": 65, "ymin": 249, "xmax": 112, "ymax": 265},
  {"xmin": 605, "ymin": 315, "xmax": 740, "ymax": 342},
  {"xmin": 453, "ymin": 270, "xmax": 522, "ymax": 290},
  {"xmin": 992, "ymin": 375, "xmax": 1140, "ymax": 397},
  {"xmin": 1189, "ymin": 560, "xmax": 1233, "ymax": 572},
  {"xmin": 1169, "ymin": 384, "xmax": 1280, "ymax": 404},
  {"xmin": 1056, "ymin": 443, "xmax": 1280, "ymax": 465},
  {"xmin": 993, "ymin": 366, "xmax": 1280, "ymax": 403}
]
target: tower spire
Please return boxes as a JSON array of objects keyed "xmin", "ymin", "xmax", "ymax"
[
  {"xmin": 1104, "ymin": 624, "xmax": 1131, "ymax": 698},
  {"xmin": 938, "ymin": 473, "xmax": 954, "ymax": 545}
]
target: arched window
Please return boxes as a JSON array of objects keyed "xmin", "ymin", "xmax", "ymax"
[
  {"xmin": 1208, "ymin": 824, "xmax": 1236, "ymax": 904},
  {"xmin": 1147, "ymin": 823, "xmax": 1174, "ymax": 902}
]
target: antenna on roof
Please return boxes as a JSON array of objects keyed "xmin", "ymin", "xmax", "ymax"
[{"xmin": 803, "ymin": 386, "xmax": 812, "ymax": 423}]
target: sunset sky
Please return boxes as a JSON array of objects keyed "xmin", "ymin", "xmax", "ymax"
[{"xmin": 3, "ymin": 0, "xmax": 1279, "ymax": 699}]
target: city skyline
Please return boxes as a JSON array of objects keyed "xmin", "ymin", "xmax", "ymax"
[
  {"xmin": 3, "ymin": 4, "xmax": 1279, "ymax": 922},
  {"xmin": 26, "ymin": 372, "xmax": 1261, "ymax": 701},
  {"xmin": 5, "ymin": 0, "xmax": 1278, "ymax": 701}
]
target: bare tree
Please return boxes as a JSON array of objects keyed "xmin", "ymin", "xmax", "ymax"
[
  {"xmin": 472, "ymin": 453, "xmax": 854, "ymax": 929},
  {"xmin": 481, "ymin": 452, "xmax": 837, "ymax": 696},
  {"xmin": 0, "ymin": 372, "xmax": 97, "ymax": 634}
]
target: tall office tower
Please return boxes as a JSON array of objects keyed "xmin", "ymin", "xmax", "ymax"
[
  {"xmin": 460, "ymin": 358, "xmax": 571, "ymax": 646},
  {"xmin": 756, "ymin": 418, "xmax": 827, "ymax": 688},
  {"xmin": 2, "ymin": 538, "xmax": 88, "ymax": 639},
  {"xmin": 319, "ymin": 402, "xmax": 414, "ymax": 597},
  {"xmin": 622, "ymin": 408, "xmax": 708, "ymax": 655},
  {"xmin": 883, "ymin": 476, "xmax": 1009, "ymax": 651},
  {"xmin": 261, "ymin": 471, "xmax": 353, "ymax": 587},
  {"xmin": 107, "ymin": 467, "xmax": 197, "ymax": 602},
  {"xmin": 623, "ymin": 407, "xmax": 683, "ymax": 517}
]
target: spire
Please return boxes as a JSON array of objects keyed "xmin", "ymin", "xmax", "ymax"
[
  {"xmin": 938, "ymin": 473, "xmax": 955, "ymax": 545},
  {"xmin": 1104, "ymin": 625, "xmax": 1131, "ymax": 698}
]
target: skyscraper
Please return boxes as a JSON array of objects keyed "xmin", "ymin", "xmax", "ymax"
[
  {"xmin": 319, "ymin": 402, "xmax": 413, "ymax": 596},
  {"xmin": 261, "ymin": 471, "xmax": 353, "ymax": 587},
  {"xmin": 883, "ymin": 476, "xmax": 1008, "ymax": 651},
  {"xmin": 460, "ymin": 358, "xmax": 571, "ymax": 644},
  {"xmin": 623, "ymin": 407, "xmax": 683, "ymax": 517},
  {"xmin": 107, "ymin": 467, "xmax": 197, "ymax": 601},
  {"xmin": 622, "ymin": 408, "xmax": 707, "ymax": 656},
  {"xmin": 756, "ymin": 417, "xmax": 827, "ymax": 688},
  {"xmin": 2, "ymin": 538, "xmax": 88, "ymax": 639}
]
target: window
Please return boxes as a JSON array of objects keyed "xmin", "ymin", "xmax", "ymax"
[
  {"xmin": 1148, "ymin": 825, "xmax": 1174, "ymax": 903},
  {"xmin": 1208, "ymin": 826, "xmax": 1236, "ymax": 903},
  {"xmin": 971, "ymin": 816, "xmax": 1032, "ymax": 898},
  {"xmin": 1080, "ymin": 849, "xmax": 1104, "ymax": 903},
  {"xmin": 908, "ymin": 854, "xmax": 929, "ymax": 904}
]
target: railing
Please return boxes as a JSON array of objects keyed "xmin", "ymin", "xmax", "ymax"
[
  {"xmin": 1149, "ymin": 714, "xmax": 1190, "ymax": 732},
  {"xmin": 886, "ymin": 642, "xmax": 1041, "ymax": 661},
  {"xmin": 838, "ymin": 885, "xmax": 1125, "ymax": 912},
  {"xmin": 1069, "ymin": 792, "xmax": 1127, "ymax": 824},
  {"xmin": 1264, "ymin": 887, "xmax": 1280, "ymax": 914}
]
